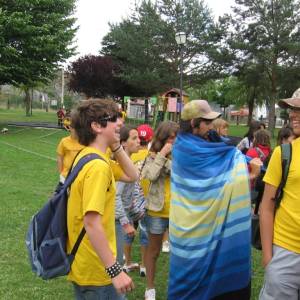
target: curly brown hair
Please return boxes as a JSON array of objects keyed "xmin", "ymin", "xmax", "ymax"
[
  {"xmin": 72, "ymin": 98, "xmax": 119, "ymax": 146},
  {"xmin": 253, "ymin": 129, "xmax": 271, "ymax": 147}
]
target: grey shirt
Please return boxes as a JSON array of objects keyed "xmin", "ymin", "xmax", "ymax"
[{"xmin": 115, "ymin": 181, "xmax": 135, "ymax": 225}]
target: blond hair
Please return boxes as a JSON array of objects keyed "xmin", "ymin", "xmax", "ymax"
[{"xmin": 212, "ymin": 118, "xmax": 229, "ymax": 136}]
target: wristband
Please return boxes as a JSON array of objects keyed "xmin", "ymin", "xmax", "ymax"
[
  {"xmin": 112, "ymin": 145, "xmax": 122, "ymax": 153},
  {"xmin": 105, "ymin": 261, "xmax": 122, "ymax": 278}
]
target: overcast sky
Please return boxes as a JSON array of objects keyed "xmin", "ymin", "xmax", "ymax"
[{"xmin": 70, "ymin": 0, "xmax": 235, "ymax": 62}]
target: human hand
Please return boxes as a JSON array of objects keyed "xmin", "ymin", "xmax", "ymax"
[
  {"xmin": 262, "ymin": 252, "xmax": 272, "ymax": 268},
  {"xmin": 122, "ymin": 223, "xmax": 136, "ymax": 237},
  {"xmin": 249, "ymin": 157, "xmax": 263, "ymax": 178},
  {"xmin": 160, "ymin": 143, "xmax": 172, "ymax": 157},
  {"xmin": 112, "ymin": 271, "xmax": 134, "ymax": 294}
]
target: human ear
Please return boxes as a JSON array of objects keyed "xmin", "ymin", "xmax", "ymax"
[
  {"xmin": 91, "ymin": 121, "xmax": 102, "ymax": 134},
  {"xmin": 191, "ymin": 119, "xmax": 195, "ymax": 128}
]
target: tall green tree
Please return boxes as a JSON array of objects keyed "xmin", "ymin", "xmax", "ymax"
[
  {"xmin": 222, "ymin": 0, "xmax": 300, "ymax": 132},
  {"xmin": 0, "ymin": 0, "xmax": 77, "ymax": 115},
  {"xmin": 101, "ymin": 0, "xmax": 219, "ymax": 96}
]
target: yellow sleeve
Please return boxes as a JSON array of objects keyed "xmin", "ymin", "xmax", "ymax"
[
  {"xmin": 110, "ymin": 159, "xmax": 123, "ymax": 181},
  {"xmin": 56, "ymin": 138, "xmax": 65, "ymax": 156},
  {"xmin": 82, "ymin": 161, "xmax": 111, "ymax": 216},
  {"xmin": 263, "ymin": 145, "xmax": 282, "ymax": 188}
]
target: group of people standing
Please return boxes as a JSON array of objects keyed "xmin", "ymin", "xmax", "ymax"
[{"xmin": 54, "ymin": 93, "xmax": 300, "ymax": 300}]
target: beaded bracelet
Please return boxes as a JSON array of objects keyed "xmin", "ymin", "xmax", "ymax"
[{"xmin": 105, "ymin": 261, "xmax": 122, "ymax": 278}]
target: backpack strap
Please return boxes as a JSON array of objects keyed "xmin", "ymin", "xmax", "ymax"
[
  {"xmin": 62, "ymin": 153, "xmax": 104, "ymax": 191},
  {"xmin": 63, "ymin": 153, "xmax": 106, "ymax": 258},
  {"xmin": 274, "ymin": 143, "xmax": 292, "ymax": 209},
  {"xmin": 255, "ymin": 147, "xmax": 266, "ymax": 160}
]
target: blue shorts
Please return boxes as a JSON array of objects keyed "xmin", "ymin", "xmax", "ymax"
[
  {"xmin": 145, "ymin": 214, "xmax": 169, "ymax": 235},
  {"xmin": 124, "ymin": 218, "xmax": 148, "ymax": 246}
]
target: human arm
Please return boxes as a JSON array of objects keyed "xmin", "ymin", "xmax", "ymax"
[
  {"xmin": 259, "ymin": 184, "xmax": 277, "ymax": 267},
  {"xmin": 258, "ymin": 146, "xmax": 282, "ymax": 267},
  {"xmin": 57, "ymin": 154, "xmax": 64, "ymax": 174},
  {"xmin": 111, "ymin": 144, "xmax": 138, "ymax": 183},
  {"xmin": 237, "ymin": 137, "xmax": 247, "ymax": 151},
  {"xmin": 142, "ymin": 143, "xmax": 172, "ymax": 181},
  {"xmin": 115, "ymin": 182, "xmax": 136, "ymax": 237},
  {"xmin": 84, "ymin": 212, "xmax": 134, "ymax": 294}
]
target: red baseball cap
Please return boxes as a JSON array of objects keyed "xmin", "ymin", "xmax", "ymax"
[{"xmin": 137, "ymin": 124, "xmax": 153, "ymax": 142}]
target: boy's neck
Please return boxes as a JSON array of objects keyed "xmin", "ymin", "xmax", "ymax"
[{"xmin": 89, "ymin": 135, "xmax": 109, "ymax": 154}]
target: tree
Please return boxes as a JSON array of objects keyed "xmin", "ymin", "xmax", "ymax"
[
  {"xmin": 222, "ymin": 0, "xmax": 300, "ymax": 132},
  {"xmin": 188, "ymin": 77, "xmax": 249, "ymax": 115},
  {"xmin": 67, "ymin": 55, "xmax": 142, "ymax": 98},
  {"xmin": 101, "ymin": 0, "xmax": 220, "ymax": 96},
  {"xmin": 0, "ymin": 0, "xmax": 77, "ymax": 115}
]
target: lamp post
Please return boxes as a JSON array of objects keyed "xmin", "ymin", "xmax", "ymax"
[{"xmin": 175, "ymin": 31, "xmax": 186, "ymax": 118}]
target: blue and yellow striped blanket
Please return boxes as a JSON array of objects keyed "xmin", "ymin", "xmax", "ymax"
[{"xmin": 168, "ymin": 133, "xmax": 251, "ymax": 300}]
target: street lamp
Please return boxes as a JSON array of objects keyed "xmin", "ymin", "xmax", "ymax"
[{"xmin": 175, "ymin": 31, "xmax": 186, "ymax": 118}]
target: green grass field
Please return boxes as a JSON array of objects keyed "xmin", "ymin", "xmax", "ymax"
[
  {"xmin": 0, "ymin": 109, "xmax": 264, "ymax": 300},
  {"xmin": 0, "ymin": 108, "xmax": 58, "ymax": 124}
]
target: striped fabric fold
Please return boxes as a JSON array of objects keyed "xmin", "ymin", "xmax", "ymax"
[{"xmin": 168, "ymin": 133, "xmax": 251, "ymax": 300}]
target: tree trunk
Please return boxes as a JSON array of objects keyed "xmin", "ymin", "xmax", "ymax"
[
  {"xmin": 144, "ymin": 97, "xmax": 149, "ymax": 124},
  {"xmin": 268, "ymin": 69, "xmax": 277, "ymax": 136},
  {"xmin": 268, "ymin": 57, "xmax": 277, "ymax": 135},
  {"xmin": 24, "ymin": 88, "xmax": 31, "ymax": 116},
  {"xmin": 268, "ymin": 96, "xmax": 276, "ymax": 134},
  {"xmin": 247, "ymin": 88, "xmax": 256, "ymax": 125}
]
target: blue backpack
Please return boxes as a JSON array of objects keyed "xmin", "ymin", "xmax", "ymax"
[{"xmin": 26, "ymin": 153, "xmax": 103, "ymax": 280}]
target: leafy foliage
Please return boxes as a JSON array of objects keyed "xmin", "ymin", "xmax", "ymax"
[
  {"xmin": 0, "ymin": 0, "xmax": 77, "ymax": 115},
  {"xmin": 0, "ymin": 0, "xmax": 77, "ymax": 86},
  {"xmin": 101, "ymin": 0, "xmax": 219, "ymax": 96},
  {"xmin": 220, "ymin": 0, "xmax": 300, "ymax": 130}
]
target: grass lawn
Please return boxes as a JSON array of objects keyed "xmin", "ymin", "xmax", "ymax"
[
  {"xmin": 0, "ymin": 108, "xmax": 58, "ymax": 124},
  {"xmin": 0, "ymin": 110, "xmax": 265, "ymax": 299}
]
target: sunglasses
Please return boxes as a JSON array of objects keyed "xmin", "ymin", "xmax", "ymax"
[{"xmin": 98, "ymin": 114, "xmax": 118, "ymax": 123}]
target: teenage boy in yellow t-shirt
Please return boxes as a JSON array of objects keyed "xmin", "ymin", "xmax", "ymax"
[
  {"xmin": 67, "ymin": 99, "xmax": 138, "ymax": 300},
  {"xmin": 259, "ymin": 93, "xmax": 300, "ymax": 300}
]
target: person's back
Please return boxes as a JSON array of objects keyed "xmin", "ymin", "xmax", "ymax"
[
  {"xmin": 56, "ymin": 127, "xmax": 84, "ymax": 183},
  {"xmin": 237, "ymin": 120, "xmax": 261, "ymax": 154},
  {"xmin": 246, "ymin": 129, "xmax": 272, "ymax": 161}
]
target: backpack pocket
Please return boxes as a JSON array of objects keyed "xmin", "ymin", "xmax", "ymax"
[{"xmin": 39, "ymin": 238, "xmax": 70, "ymax": 277}]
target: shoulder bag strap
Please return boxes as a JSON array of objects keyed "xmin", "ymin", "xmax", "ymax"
[
  {"xmin": 255, "ymin": 147, "xmax": 266, "ymax": 160},
  {"xmin": 274, "ymin": 143, "xmax": 292, "ymax": 210},
  {"xmin": 67, "ymin": 153, "xmax": 107, "ymax": 256}
]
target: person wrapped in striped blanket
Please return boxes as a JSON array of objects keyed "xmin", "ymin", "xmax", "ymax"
[{"xmin": 168, "ymin": 100, "xmax": 262, "ymax": 300}]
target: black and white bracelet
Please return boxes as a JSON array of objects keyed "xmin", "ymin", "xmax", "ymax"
[
  {"xmin": 112, "ymin": 145, "xmax": 123, "ymax": 154},
  {"xmin": 105, "ymin": 261, "xmax": 122, "ymax": 278}
]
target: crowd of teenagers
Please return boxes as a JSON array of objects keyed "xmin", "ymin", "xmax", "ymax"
[{"xmin": 55, "ymin": 93, "xmax": 300, "ymax": 300}]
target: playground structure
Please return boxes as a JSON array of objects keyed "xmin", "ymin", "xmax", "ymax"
[{"xmin": 125, "ymin": 88, "xmax": 189, "ymax": 128}]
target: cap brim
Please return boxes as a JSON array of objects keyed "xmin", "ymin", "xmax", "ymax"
[
  {"xmin": 202, "ymin": 111, "xmax": 222, "ymax": 120},
  {"xmin": 278, "ymin": 98, "xmax": 300, "ymax": 109}
]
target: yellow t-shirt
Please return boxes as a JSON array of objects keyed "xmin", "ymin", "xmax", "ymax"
[
  {"xmin": 263, "ymin": 137, "xmax": 300, "ymax": 253},
  {"xmin": 67, "ymin": 147, "xmax": 123, "ymax": 286},
  {"xmin": 56, "ymin": 136, "xmax": 85, "ymax": 178},
  {"xmin": 131, "ymin": 148, "xmax": 150, "ymax": 196},
  {"xmin": 148, "ymin": 176, "xmax": 170, "ymax": 218}
]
